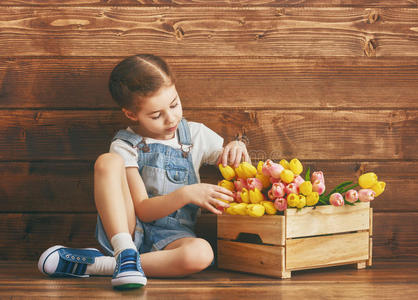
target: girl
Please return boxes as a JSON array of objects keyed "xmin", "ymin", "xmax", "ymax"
[{"xmin": 38, "ymin": 54, "xmax": 250, "ymax": 290}]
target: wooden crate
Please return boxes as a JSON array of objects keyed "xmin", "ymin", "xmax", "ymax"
[{"xmin": 217, "ymin": 202, "xmax": 373, "ymax": 278}]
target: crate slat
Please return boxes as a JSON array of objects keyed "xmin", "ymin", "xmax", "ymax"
[
  {"xmin": 217, "ymin": 240, "xmax": 285, "ymax": 278},
  {"xmin": 286, "ymin": 231, "xmax": 370, "ymax": 270},
  {"xmin": 285, "ymin": 202, "xmax": 370, "ymax": 238},
  {"xmin": 217, "ymin": 215, "xmax": 285, "ymax": 246}
]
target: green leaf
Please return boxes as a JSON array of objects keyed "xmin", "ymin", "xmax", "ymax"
[
  {"xmin": 305, "ymin": 167, "xmax": 311, "ymax": 182},
  {"xmin": 326, "ymin": 181, "xmax": 353, "ymax": 197}
]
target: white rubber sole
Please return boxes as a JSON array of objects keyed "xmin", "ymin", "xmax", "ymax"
[
  {"xmin": 112, "ymin": 273, "xmax": 147, "ymax": 289},
  {"xmin": 38, "ymin": 245, "xmax": 99, "ymax": 277}
]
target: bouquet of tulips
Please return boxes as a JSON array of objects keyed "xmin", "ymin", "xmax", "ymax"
[{"xmin": 218, "ymin": 159, "xmax": 386, "ymax": 217}]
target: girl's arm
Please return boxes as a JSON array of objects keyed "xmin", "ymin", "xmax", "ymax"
[
  {"xmin": 125, "ymin": 167, "xmax": 233, "ymax": 223},
  {"xmin": 217, "ymin": 140, "xmax": 251, "ymax": 168}
]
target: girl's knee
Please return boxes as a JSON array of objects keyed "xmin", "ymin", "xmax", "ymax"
[
  {"xmin": 94, "ymin": 153, "xmax": 124, "ymax": 174},
  {"xmin": 181, "ymin": 238, "xmax": 214, "ymax": 273}
]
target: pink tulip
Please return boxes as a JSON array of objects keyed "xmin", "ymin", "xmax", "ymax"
[
  {"xmin": 269, "ymin": 162, "xmax": 285, "ymax": 179},
  {"xmin": 312, "ymin": 180, "xmax": 326, "ymax": 195},
  {"xmin": 235, "ymin": 191, "xmax": 243, "ymax": 203},
  {"xmin": 274, "ymin": 197, "xmax": 287, "ymax": 211},
  {"xmin": 329, "ymin": 193, "xmax": 344, "ymax": 206},
  {"xmin": 311, "ymin": 171, "xmax": 325, "ymax": 184},
  {"xmin": 284, "ymin": 183, "xmax": 298, "ymax": 195},
  {"xmin": 268, "ymin": 189, "xmax": 275, "ymax": 200},
  {"xmin": 234, "ymin": 178, "xmax": 248, "ymax": 191},
  {"xmin": 358, "ymin": 189, "xmax": 376, "ymax": 202},
  {"xmin": 270, "ymin": 176, "xmax": 281, "ymax": 184},
  {"xmin": 246, "ymin": 177, "xmax": 263, "ymax": 190},
  {"xmin": 293, "ymin": 175, "xmax": 305, "ymax": 188},
  {"xmin": 262, "ymin": 159, "xmax": 274, "ymax": 176},
  {"xmin": 345, "ymin": 189, "xmax": 359, "ymax": 203},
  {"xmin": 270, "ymin": 182, "xmax": 285, "ymax": 198}
]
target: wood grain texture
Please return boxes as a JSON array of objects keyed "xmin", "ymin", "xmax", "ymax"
[
  {"xmin": 1, "ymin": 57, "xmax": 417, "ymax": 109},
  {"xmin": 0, "ymin": 109, "xmax": 415, "ymax": 160},
  {"xmin": 1, "ymin": 1, "xmax": 417, "ymax": 7},
  {"xmin": 0, "ymin": 161, "xmax": 415, "ymax": 213},
  {"xmin": 0, "ymin": 212, "xmax": 415, "ymax": 260},
  {"xmin": 285, "ymin": 202, "xmax": 370, "ymax": 238},
  {"xmin": 286, "ymin": 231, "xmax": 369, "ymax": 270},
  {"xmin": 0, "ymin": 7, "xmax": 417, "ymax": 57}
]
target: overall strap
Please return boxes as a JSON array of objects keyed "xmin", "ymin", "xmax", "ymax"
[
  {"xmin": 112, "ymin": 129, "xmax": 144, "ymax": 148},
  {"xmin": 177, "ymin": 118, "xmax": 192, "ymax": 146}
]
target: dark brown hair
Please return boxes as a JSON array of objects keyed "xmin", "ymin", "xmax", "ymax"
[{"xmin": 108, "ymin": 54, "xmax": 174, "ymax": 111}]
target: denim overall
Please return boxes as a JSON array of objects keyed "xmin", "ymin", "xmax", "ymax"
[{"xmin": 95, "ymin": 118, "xmax": 200, "ymax": 255}]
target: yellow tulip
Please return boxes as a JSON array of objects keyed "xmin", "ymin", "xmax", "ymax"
[
  {"xmin": 218, "ymin": 164, "xmax": 235, "ymax": 180},
  {"xmin": 249, "ymin": 188, "xmax": 264, "ymax": 204},
  {"xmin": 280, "ymin": 159, "xmax": 290, "ymax": 170},
  {"xmin": 225, "ymin": 202, "xmax": 238, "ymax": 215},
  {"xmin": 289, "ymin": 158, "xmax": 303, "ymax": 176},
  {"xmin": 218, "ymin": 179, "xmax": 235, "ymax": 192},
  {"xmin": 256, "ymin": 172, "xmax": 271, "ymax": 189},
  {"xmin": 358, "ymin": 172, "xmax": 378, "ymax": 189},
  {"xmin": 232, "ymin": 203, "xmax": 248, "ymax": 215},
  {"xmin": 257, "ymin": 161, "xmax": 264, "ymax": 174},
  {"xmin": 242, "ymin": 162, "xmax": 258, "ymax": 178},
  {"xmin": 261, "ymin": 201, "xmax": 277, "ymax": 215},
  {"xmin": 299, "ymin": 181, "xmax": 313, "ymax": 196},
  {"xmin": 371, "ymin": 181, "xmax": 386, "ymax": 197},
  {"xmin": 240, "ymin": 188, "xmax": 250, "ymax": 203},
  {"xmin": 280, "ymin": 169, "xmax": 294, "ymax": 184},
  {"xmin": 287, "ymin": 193, "xmax": 299, "ymax": 208},
  {"xmin": 296, "ymin": 195, "xmax": 306, "ymax": 209},
  {"xmin": 306, "ymin": 192, "xmax": 319, "ymax": 206},
  {"xmin": 247, "ymin": 204, "xmax": 265, "ymax": 217}
]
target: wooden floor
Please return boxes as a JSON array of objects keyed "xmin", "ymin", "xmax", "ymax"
[{"xmin": 0, "ymin": 260, "xmax": 417, "ymax": 299}]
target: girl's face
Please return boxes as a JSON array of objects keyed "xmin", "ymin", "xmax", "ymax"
[{"xmin": 123, "ymin": 84, "xmax": 183, "ymax": 140}]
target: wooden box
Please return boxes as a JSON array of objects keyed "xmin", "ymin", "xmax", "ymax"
[{"xmin": 217, "ymin": 202, "xmax": 373, "ymax": 278}]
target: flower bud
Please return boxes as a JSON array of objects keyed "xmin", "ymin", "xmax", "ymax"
[
  {"xmin": 293, "ymin": 175, "xmax": 305, "ymax": 188},
  {"xmin": 358, "ymin": 172, "xmax": 378, "ymax": 189},
  {"xmin": 247, "ymin": 204, "xmax": 265, "ymax": 217},
  {"xmin": 235, "ymin": 162, "xmax": 257, "ymax": 180},
  {"xmin": 249, "ymin": 188, "xmax": 265, "ymax": 204},
  {"xmin": 247, "ymin": 177, "xmax": 263, "ymax": 190},
  {"xmin": 345, "ymin": 189, "xmax": 358, "ymax": 203},
  {"xmin": 280, "ymin": 169, "xmax": 294, "ymax": 184},
  {"xmin": 255, "ymin": 173, "xmax": 271, "ymax": 189},
  {"xmin": 312, "ymin": 180, "xmax": 326, "ymax": 195},
  {"xmin": 261, "ymin": 200, "xmax": 277, "ymax": 215},
  {"xmin": 234, "ymin": 178, "xmax": 248, "ymax": 192},
  {"xmin": 284, "ymin": 182, "xmax": 298, "ymax": 195},
  {"xmin": 257, "ymin": 161, "xmax": 264, "ymax": 174},
  {"xmin": 271, "ymin": 182, "xmax": 285, "ymax": 198},
  {"xmin": 274, "ymin": 197, "xmax": 287, "ymax": 211},
  {"xmin": 287, "ymin": 193, "xmax": 299, "ymax": 208},
  {"xmin": 296, "ymin": 195, "xmax": 306, "ymax": 209},
  {"xmin": 330, "ymin": 193, "xmax": 344, "ymax": 206},
  {"xmin": 358, "ymin": 189, "xmax": 376, "ymax": 202},
  {"xmin": 311, "ymin": 171, "xmax": 325, "ymax": 185},
  {"xmin": 270, "ymin": 176, "xmax": 281, "ymax": 184},
  {"xmin": 299, "ymin": 181, "xmax": 313, "ymax": 196},
  {"xmin": 371, "ymin": 181, "xmax": 386, "ymax": 197},
  {"xmin": 280, "ymin": 159, "xmax": 290, "ymax": 170},
  {"xmin": 289, "ymin": 158, "xmax": 303, "ymax": 176},
  {"xmin": 218, "ymin": 164, "xmax": 235, "ymax": 180},
  {"xmin": 232, "ymin": 203, "xmax": 248, "ymax": 215},
  {"xmin": 306, "ymin": 192, "xmax": 319, "ymax": 206},
  {"xmin": 225, "ymin": 202, "xmax": 238, "ymax": 215},
  {"xmin": 269, "ymin": 162, "xmax": 285, "ymax": 179},
  {"xmin": 240, "ymin": 188, "xmax": 250, "ymax": 204},
  {"xmin": 218, "ymin": 179, "xmax": 235, "ymax": 192}
]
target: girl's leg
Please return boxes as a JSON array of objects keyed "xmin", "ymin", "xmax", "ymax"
[
  {"xmin": 94, "ymin": 152, "xmax": 136, "ymax": 239},
  {"xmin": 140, "ymin": 237, "xmax": 214, "ymax": 277}
]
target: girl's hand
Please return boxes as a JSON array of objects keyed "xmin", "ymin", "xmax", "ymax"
[
  {"xmin": 217, "ymin": 140, "xmax": 251, "ymax": 168},
  {"xmin": 179, "ymin": 183, "xmax": 234, "ymax": 215}
]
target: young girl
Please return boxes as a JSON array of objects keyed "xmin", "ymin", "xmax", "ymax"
[{"xmin": 38, "ymin": 54, "xmax": 250, "ymax": 290}]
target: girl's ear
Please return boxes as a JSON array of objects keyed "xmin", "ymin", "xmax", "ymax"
[{"xmin": 122, "ymin": 108, "xmax": 139, "ymax": 122}]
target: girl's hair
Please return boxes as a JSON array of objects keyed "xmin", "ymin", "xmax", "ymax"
[{"xmin": 108, "ymin": 54, "xmax": 174, "ymax": 111}]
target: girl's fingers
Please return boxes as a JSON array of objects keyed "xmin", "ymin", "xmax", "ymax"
[
  {"xmin": 221, "ymin": 147, "xmax": 230, "ymax": 167},
  {"xmin": 216, "ymin": 148, "xmax": 224, "ymax": 165},
  {"xmin": 213, "ymin": 191, "xmax": 234, "ymax": 202},
  {"xmin": 205, "ymin": 202, "xmax": 222, "ymax": 215},
  {"xmin": 214, "ymin": 185, "xmax": 234, "ymax": 196},
  {"xmin": 234, "ymin": 148, "xmax": 243, "ymax": 167},
  {"xmin": 214, "ymin": 199, "xmax": 230, "ymax": 208},
  {"xmin": 229, "ymin": 147, "xmax": 237, "ymax": 167}
]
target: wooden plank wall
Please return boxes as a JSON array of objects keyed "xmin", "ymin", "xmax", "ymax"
[{"xmin": 0, "ymin": 1, "xmax": 417, "ymax": 261}]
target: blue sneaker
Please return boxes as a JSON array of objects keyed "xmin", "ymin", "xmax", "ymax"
[
  {"xmin": 38, "ymin": 245, "xmax": 104, "ymax": 278},
  {"xmin": 112, "ymin": 248, "xmax": 147, "ymax": 290}
]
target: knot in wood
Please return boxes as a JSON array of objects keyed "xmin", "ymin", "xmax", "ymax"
[
  {"xmin": 276, "ymin": 8, "xmax": 285, "ymax": 17},
  {"xmin": 367, "ymin": 10, "xmax": 379, "ymax": 24},
  {"xmin": 364, "ymin": 39, "xmax": 377, "ymax": 57},
  {"xmin": 175, "ymin": 26, "xmax": 185, "ymax": 40}
]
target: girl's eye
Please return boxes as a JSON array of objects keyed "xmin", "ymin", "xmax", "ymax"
[
  {"xmin": 151, "ymin": 114, "xmax": 160, "ymax": 120},
  {"xmin": 170, "ymin": 103, "xmax": 178, "ymax": 109}
]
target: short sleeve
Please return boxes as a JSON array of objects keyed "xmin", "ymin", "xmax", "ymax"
[
  {"xmin": 109, "ymin": 139, "xmax": 139, "ymax": 168},
  {"xmin": 198, "ymin": 123, "xmax": 224, "ymax": 165}
]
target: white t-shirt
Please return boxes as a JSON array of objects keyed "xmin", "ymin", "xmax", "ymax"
[{"xmin": 109, "ymin": 121, "xmax": 224, "ymax": 182}]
